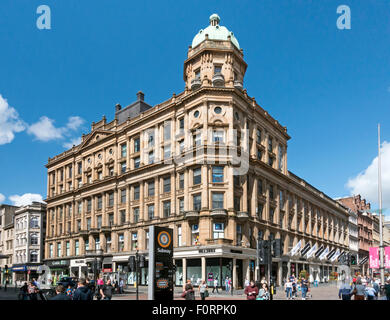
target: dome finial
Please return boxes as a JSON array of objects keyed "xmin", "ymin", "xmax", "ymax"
[{"xmin": 209, "ymin": 13, "xmax": 220, "ymax": 26}]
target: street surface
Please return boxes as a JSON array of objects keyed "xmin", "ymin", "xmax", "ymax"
[{"xmin": 0, "ymin": 283, "xmax": 386, "ymax": 300}]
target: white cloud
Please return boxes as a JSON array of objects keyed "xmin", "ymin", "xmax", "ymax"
[
  {"xmin": 27, "ymin": 115, "xmax": 85, "ymax": 143},
  {"xmin": 63, "ymin": 137, "xmax": 82, "ymax": 149},
  {"xmin": 9, "ymin": 193, "xmax": 44, "ymax": 207},
  {"xmin": 346, "ymin": 141, "xmax": 390, "ymax": 212},
  {"xmin": 27, "ymin": 116, "xmax": 65, "ymax": 141},
  {"xmin": 0, "ymin": 94, "xmax": 26, "ymax": 145},
  {"xmin": 66, "ymin": 116, "xmax": 84, "ymax": 131},
  {"xmin": 0, "ymin": 193, "xmax": 5, "ymax": 203}
]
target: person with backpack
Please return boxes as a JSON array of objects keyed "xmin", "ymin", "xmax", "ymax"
[
  {"xmin": 100, "ymin": 279, "xmax": 114, "ymax": 300},
  {"xmin": 73, "ymin": 278, "xmax": 93, "ymax": 300},
  {"xmin": 350, "ymin": 279, "xmax": 365, "ymax": 300}
]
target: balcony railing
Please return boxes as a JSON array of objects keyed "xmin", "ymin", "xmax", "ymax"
[
  {"xmin": 212, "ymin": 73, "xmax": 225, "ymax": 87},
  {"xmin": 191, "ymin": 78, "xmax": 201, "ymax": 90},
  {"xmin": 184, "ymin": 211, "xmax": 199, "ymax": 220},
  {"xmin": 210, "ymin": 208, "xmax": 228, "ymax": 218},
  {"xmin": 237, "ymin": 211, "xmax": 249, "ymax": 220}
]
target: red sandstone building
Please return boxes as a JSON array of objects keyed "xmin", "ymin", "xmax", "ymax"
[{"xmin": 338, "ymin": 195, "xmax": 373, "ymax": 276}]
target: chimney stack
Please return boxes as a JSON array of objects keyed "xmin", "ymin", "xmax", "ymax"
[
  {"xmin": 115, "ymin": 103, "xmax": 122, "ymax": 112},
  {"xmin": 137, "ymin": 91, "xmax": 144, "ymax": 101}
]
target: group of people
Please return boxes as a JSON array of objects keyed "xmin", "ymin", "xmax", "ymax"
[
  {"xmin": 284, "ymin": 274, "xmax": 310, "ymax": 300},
  {"xmin": 244, "ymin": 278, "xmax": 271, "ymax": 300},
  {"xmin": 182, "ymin": 276, "xmax": 233, "ymax": 300},
  {"xmin": 49, "ymin": 278, "xmax": 116, "ymax": 300},
  {"xmin": 18, "ymin": 278, "xmax": 45, "ymax": 300},
  {"xmin": 339, "ymin": 276, "xmax": 390, "ymax": 300}
]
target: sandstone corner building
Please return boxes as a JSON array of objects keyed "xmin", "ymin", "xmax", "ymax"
[{"xmin": 44, "ymin": 14, "xmax": 350, "ymax": 288}]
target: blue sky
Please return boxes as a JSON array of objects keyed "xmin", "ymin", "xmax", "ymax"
[{"xmin": 0, "ymin": 0, "xmax": 389, "ymax": 215}]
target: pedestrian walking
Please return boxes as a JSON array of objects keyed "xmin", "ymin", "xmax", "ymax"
[
  {"xmin": 301, "ymin": 278, "xmax": 309, "ymax": 300},
  {"xmin": 212, "ymin": 278, "xmax": 219, "ymax": 294},
  {"xmin": 73, "ymin": 278, "xmax": 93, "ymax": 300},
  {"xmin": 384, "ymin": 280, "xmax": 390, "ymax": 300},
  {"xmin": 182, "ymin": 279, "xmax": 195, "ymax": 300},
  {"xmin": 119, "ymin": 278, "xmax": 124, "ymax": 294},
  {"xmin": 244, "ymin": 280, "xmax": 259, "ymax": 300},
  {"xmin": 257, "ymin": 283, "xmax": 270, "ymax": 300},
  {"xmin": 285, "ymin": 278, "xmax": 293, "ymax": 299},
  {"xmin": 225, "ymin": 276, "xmax": 230, "ymax": 293},
  {"xmin": 198, "ymin": 280, "xmax": 208, "ymax": 300},
  {"xmin": 350, "ymin": 279, "xmax": 365, "ymax": 300},
  {"xmin": 364, "ymin": 284, "xmax": 376, "ymax": 301},
  {"xmin": 18, "ymin": 282, "xmax": 28, "ymax": 300},
  {"xmin": 100, "ymin": 279, "xmax": 114, "ymax": 300},
  {"xmin": 50, "ymin": 285, "xmax": 72, "ymax": 300},
  {"xmin": 27, "ymin": 282, "xmax": 38, "ymax": 300},
  {"xmin": 338, "ymin": 281, "xmax": 353, "ymax": 300}
]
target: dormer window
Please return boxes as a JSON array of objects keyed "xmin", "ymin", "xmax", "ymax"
[{"xmin": 195, "ymin": 69, "xmax": 200, "ymax": 80}]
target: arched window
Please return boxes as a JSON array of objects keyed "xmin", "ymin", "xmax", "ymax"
[
  {"xmin": 30, "ymin": 233, "xmax": 39, "ymax": 245},
  {"xmin": 30, "ymin": 251, "xmax": 38, "ymax": 262}
]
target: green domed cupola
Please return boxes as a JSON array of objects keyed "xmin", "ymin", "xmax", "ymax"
[{"xmin": 191, "ymin": 14, "xmax": 240, "ymax": 50}]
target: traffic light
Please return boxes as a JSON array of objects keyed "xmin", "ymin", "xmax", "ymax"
[
  {"xmin": 139, "ymin": 255, "xmax": 146, "ymax": 268},
  {"xmin": 128, "ymin": 256, "xmax": 136, "ymax": 271},
  {"xmin": 351, "ymin": 255, "xmax": 356, "ymax": 265},
  {"xmin": 272, "ymin": 239, "xmax": 282, "ymax": 258},
  {"xmin": 258, "ymin": 239, "xmax": 266, "ymax": 265}
]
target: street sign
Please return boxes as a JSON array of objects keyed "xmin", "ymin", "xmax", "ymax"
[{"xmin": 148, "ymin": 226, "xmax": 174, "ymax": 301}]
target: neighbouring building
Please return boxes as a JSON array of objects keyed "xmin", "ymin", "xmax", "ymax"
[
  {"xmin": 44, "ymin": 14, "xmax": 350, "ymax": 288},
  {"xmin": 12, "ymin": 202, "xmax": 46, "ymax": 283},
  {"xmin": 384, "ymin": 220, "xmax": 390, "ymax": 247},
  {"xmin": 0, "ymin": 204, "xmax": 17, "ymax": 285},
  {"xmin": 338, "ymin": 195, "xmax": 373, "ymax": 276}
]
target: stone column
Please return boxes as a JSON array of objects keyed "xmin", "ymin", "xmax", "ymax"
[
  {"xmin": 183, "ymin": 258, "xmax": 187, "ymax": 284},
  {"xmin": 201, "ymin": 257, "xmax": 206, "ymax": 281},
  {"xmin": 233, "ymin": 258, "xmax": 237, "ymax": 289},
  {"xmin": 278, "ymin": 261, "xmax": 282, "ymax": 286},
  {"xmin": 184, "ymin": 169, "xmax": 189, "ymax": 211}
]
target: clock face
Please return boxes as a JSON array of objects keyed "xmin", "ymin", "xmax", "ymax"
[{"xmin": 157, "ymin": 231, "xmax": 171, "ymax": 248}]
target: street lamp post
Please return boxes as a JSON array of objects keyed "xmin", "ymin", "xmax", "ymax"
[{"xmin": 377, "ymin": 124, "xmax": 385, "ymax": 287}]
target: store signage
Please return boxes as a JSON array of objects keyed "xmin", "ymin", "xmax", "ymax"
[
  {"xmin": 199, "ymin": 249, "xmax": 216, "ymax": 254},
  {"xmin": 102, "ymin": 268, "xmax": 113, "ymax": 273},
  {"xmin": 207, "ymin": 273, "xmax": 214, "ymax": 281},
  {"xmin": 12, "ymin": 266, "xmax": 27, "ymax": 272},
  {"xmin": 385, "ymin": 247, "xmax": 390, "ymax": 268},
  {"xmin": 148, "ymin": 226, "xmax": 173, "ymax": 301},
  {"xmin": 47, "ymin": 260, "xmax": 70, "ymax": 267},
  {"xmin": 369, "ymin": 247, "xmax": 379, "ymax": 269}
]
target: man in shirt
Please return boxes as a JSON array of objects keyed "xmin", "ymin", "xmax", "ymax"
[
  {"xmin": 100, "ymin": 279, "xmax": 114, "ymax": 300},
  {"xmin": 338, "ymin": 281, "xmax": 353, "ymax": 300}
]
